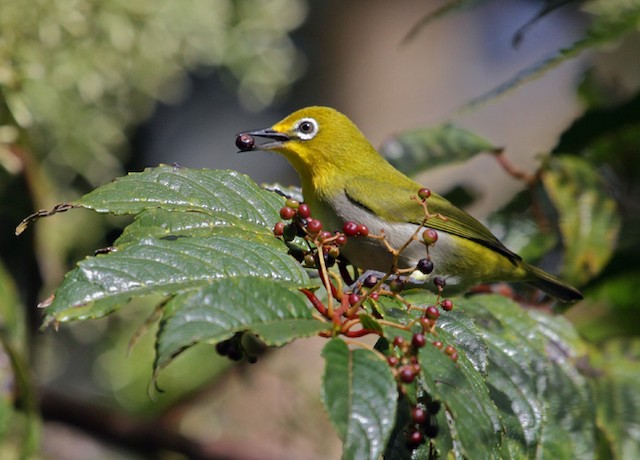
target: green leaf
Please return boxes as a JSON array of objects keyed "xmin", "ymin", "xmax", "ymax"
[
  {"xmin": 591, "ymin": 340, "xmax": 640, "ymax": 460},
  {"xmin": 46, "ymin": 233, "xmax": 309, "ymax": 322},
  {"xmin": 418, "ymin": 339, "xmax": 503, "ymax": 459},
  {"xmin": 42, "ymin": 166, "xmax": 313, "ymax": 323},
  {"xmin": 155, "ymin": 278, "xmax": 327, "ymax": 372},
  {"xmin": 75, "ymin": 165, "xmax": 284, "ymax": 226},
  {"xmin": 379, "ymin": 123, "xmax": 498, "ymax": 175},
  {"xmin": 321, "ymin": 339, "xmax": 397, "ymax": 460},
  {"xmin": 541, "ymin": 155, "xmax": 621, "ymax": 285}
]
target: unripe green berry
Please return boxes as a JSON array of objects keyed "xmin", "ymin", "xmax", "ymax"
[{"xmin": 285, "ymin": 198, "xmax": 300, "ymax": 209}]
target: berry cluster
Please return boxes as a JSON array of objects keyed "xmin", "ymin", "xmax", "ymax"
[{"xmin": 406, "ymin": 397, "xmax": 441, "ymax": 449}]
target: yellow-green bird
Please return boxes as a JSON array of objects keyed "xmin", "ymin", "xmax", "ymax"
[{"xmin": 237, "ymin": 106, "xmax": 582, "ymax": 302}]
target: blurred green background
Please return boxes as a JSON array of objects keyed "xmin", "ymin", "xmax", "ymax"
[{"xmin": 1, "ymin": 0, "xmax": 639, "ymax": 458}]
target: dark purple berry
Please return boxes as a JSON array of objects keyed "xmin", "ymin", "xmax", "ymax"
[
  {"xmin": 433, "ymin": 276, "xmax": 446, "ymax": 289},
  {"xmin": 216, "ymin": 340, "xmax": 231, "ymax": 356},
  {"xmin": 423, "ymin": 422, "xmax": 439, "ymax": 438},
  {"xmin": 363, "ymin": 274, "xmax": 378, "ymax": 288},
  {"xmin": 427, "ymin": 400, "xmax": 441, "ymax": 414},
  {"xmin": 235, "ymin": 133, "xmax": 255, "ymax": 151},
  {"xmin": 342, "ymin": 221, "xmax": 358, "ymax": 237},
  {"xmin": 416, "ymin": 258, "xmax": 434, "ymax": 274}
]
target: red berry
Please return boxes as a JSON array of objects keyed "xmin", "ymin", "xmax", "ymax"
[
  {"xmin": 369, "ymin": 292, "xmax": 380, "ymax": 301},
  {"xmin": 412, "ymin": 333, "xmax": 426, "ymax": 348},
  {"xmin": 441, "ymin": 299, "xmax": 453, "ymax": 311},
  {"xmin": 432, "ymin": 340, "xmax": 443, "ymax": 349},
  {"xmin": 335, "ymin": 234, "xmax": 347, "ymax": 246},
  {"xmin": 306, "ymin": 218, "xmax": 322, "ymax": 233},
  {"xmin": 425, "ymin": 306, "xmax": 440, "ymax": 320},
  {"xmin": 392, "ymin": 336, "xmax": 405, "ymax": 347},
  {"xmin": 411, "ymin": 407, "xmax": 428, "ymax": 424},
  {"xmin": 450, "ymin": 351, "xmax": 459, "ymax": 362},
  {"xmin": 319, "ymin": 230, "xmax": 332, "ymax": 241},
  {"xmin": 297, "ymin": 203, "xmax": 311, "ymax": 218},
  {"xmin": 342, "ymin": 221, "xmax": 358, "ymax": 237},
  {"xmin": 387, "ymin": 355, "xmax": 399, "ymax": 367},
  {"xmin": 357, "ymin": 224, "xmax": 369, "ymax": 237},
  {"xmin": 280, "ymin": 206, "xmax": 296, "ymax": 220},
  {"xmin": 273, "ymin": 222, "xmax": 285, "ymax": 236},
  {"xmin": 399, "ymin": 366, "xmax": 416, "ymax": 383},
  {"xmin": 348, "ymin": 293, "xmax": 361, "ymax": 306},
  {"xmin": 407, "ymin": 429, "xmax": 424, "ymax": 447},
  {"xmin": 422, "ymin": 228, "xmax": 438, "ymax": 245},
  {"xmin": 418, "ymin": 188, "xmax": 431, "ymax": 200},
  {"xmin": 444, "ymin": 345, "xmax": 455, "ymax": 356}
]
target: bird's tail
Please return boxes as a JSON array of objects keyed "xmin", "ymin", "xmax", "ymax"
[{"xmin": 526, "ymin": 264, "xmax": 583, "ymax": 302}]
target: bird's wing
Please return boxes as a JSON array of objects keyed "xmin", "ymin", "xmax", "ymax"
[{"xmin": 343, "ymin": 177, "xmax": 521, "ymax": 262}]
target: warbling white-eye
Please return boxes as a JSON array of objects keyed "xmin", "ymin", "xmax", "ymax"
[{"xmin": 237, "ymin": 106, "xmax": 582, "ymax": 302}]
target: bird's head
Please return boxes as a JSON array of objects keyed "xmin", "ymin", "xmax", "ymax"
[{"xmin": 236, "ymin": 106, "xmax": 379, "ymax": 185}]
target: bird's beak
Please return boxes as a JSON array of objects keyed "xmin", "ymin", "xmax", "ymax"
[{"xmin": 235, "ymin": 128, "xmax": 290, "ymax": 152}]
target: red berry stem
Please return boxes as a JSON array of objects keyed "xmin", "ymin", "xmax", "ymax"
[{"xmin": 300, "ymin": 288, "xmax": 327, "ymax": 316}]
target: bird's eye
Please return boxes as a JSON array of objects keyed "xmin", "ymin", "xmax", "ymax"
[{"xmin": 295, "ymin": 118, "xmax": 319, "ymax": 140}]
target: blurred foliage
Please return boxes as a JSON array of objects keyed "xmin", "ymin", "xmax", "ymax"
[{"xmin": 0, "ymin": 0, "xmax": 306, "ymax": 190}]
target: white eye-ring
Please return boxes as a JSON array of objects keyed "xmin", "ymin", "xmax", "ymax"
[{"xmin": 295, "ymin": 117, "xmax": 319, "ymax": 140}]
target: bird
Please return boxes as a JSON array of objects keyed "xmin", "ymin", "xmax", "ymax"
[{"xmin": 236, "ymin": 106, "xmax": 582, "ymax": 302}]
